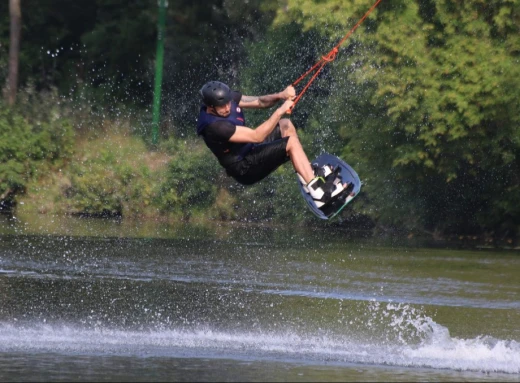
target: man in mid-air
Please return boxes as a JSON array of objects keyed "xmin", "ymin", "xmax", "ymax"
[{"xmin": 196, "ymin": 81, "xmax": 347, "ymax": 208}]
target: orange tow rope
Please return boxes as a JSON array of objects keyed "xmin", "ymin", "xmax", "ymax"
[{"xmin": 288, "ymin": 0, "xmax": 384, "ymax": 114}]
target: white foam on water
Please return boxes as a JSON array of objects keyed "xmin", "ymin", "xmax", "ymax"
[
  {"xmin": 1, "ymin": 294, "xmax": 517, "ymax": 374},
  {"xmin": 0, "ymin": 318, "xmax": 518, "ymax": 374}
]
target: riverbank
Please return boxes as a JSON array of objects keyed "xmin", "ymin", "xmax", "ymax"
[{"xmin": 2, "ymin": 211, "xmax": 519, "ymax": 252}]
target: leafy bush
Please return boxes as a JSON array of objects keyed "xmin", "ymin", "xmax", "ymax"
[
  {"xmin": 60, "ymin": 133, "xmax": 160, "ymax": 217},
  {"xmin": 0, "ymin": 101, "xmax": 74, "ymax": 209},
  {"xmin": 155, "ymin": 140, "xmax": 222, "ymax": 219}
]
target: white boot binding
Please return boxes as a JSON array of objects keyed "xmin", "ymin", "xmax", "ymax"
[
  {"xmin": 307, "ymin": 164, "xmax": 348, "ymax": 209},
  {"xmin": 307, "ymin": 176, "xmax": 327, "ymax": 208}
]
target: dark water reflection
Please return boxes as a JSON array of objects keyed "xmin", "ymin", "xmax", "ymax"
[{"xmin": 0, "ymin": 214, "xmax": 519, "ymax": 381}]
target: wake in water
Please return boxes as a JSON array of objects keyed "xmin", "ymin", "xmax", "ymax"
[{"xmin": 0, "ymin": 303, "xmax": 518, "ymax": 374}]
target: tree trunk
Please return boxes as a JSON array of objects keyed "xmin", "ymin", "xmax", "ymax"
[{"xmin": 4, "ymin": 0, "xmax": 21, "ymax": 106}]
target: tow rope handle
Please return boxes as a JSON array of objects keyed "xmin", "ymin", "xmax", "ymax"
[{"xmin": 286, "ymin": 0, "xmax": 384, "ymax": 115}]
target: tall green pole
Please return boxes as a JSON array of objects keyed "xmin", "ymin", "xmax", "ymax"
[{"xmin": 152, "ymin": 0, "xmax": 167, "ymax": 146}]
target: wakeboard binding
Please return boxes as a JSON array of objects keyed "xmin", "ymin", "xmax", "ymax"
[{"xmin": 299, "ymin": 163, "xmax": 352, "ymax": 211}]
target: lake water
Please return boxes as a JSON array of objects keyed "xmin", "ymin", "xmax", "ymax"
[{"xmin": 0, "ymin": 214, "xmax": 519, "ymax": 381}]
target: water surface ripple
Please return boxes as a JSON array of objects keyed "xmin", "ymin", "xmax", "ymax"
[{"xmin": 0, "ymin": 229, "xmax": 519, "ymax": 381}]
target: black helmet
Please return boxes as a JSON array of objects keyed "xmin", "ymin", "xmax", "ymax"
[{"xmin": 200, "ymin": 81, "xmax": 231, "ymax": 107}]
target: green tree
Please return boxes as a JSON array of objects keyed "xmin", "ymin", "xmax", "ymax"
[{"xmin": 275, "ymin": 0, "xmax": 520, "ymax": 236}]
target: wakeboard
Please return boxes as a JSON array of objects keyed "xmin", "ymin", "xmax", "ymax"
[{"xmin": 298, "ymin": 153, "xmax": 362, "ymax": 220}]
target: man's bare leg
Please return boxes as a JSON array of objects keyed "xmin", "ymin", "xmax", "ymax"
[
  {"xmin": 280, "ymin": 118, "xmax": 349, "ymax": 195},
  {"xmin": 279, "ymin": 119, "xmax": 315, "ymax": 183}
]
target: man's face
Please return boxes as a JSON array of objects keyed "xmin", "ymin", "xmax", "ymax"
[{"xmin": 212, "ymin": 102, "xmax": 231, "ymax": 117}]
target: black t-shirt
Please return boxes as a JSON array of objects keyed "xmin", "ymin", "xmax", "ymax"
[
  {"xmin": 202, "ymin": 91, "xmax": 242, "ymax": 143},
  {"xmin": 201, "ymin": 91, "xmax": 247, "ymax": 162}
]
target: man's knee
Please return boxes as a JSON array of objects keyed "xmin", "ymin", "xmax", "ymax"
[{"xmin": 279, "ymin": 118, "xmax": 297, "ymax": 136}]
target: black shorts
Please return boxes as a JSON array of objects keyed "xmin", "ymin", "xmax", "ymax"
[{"xmin": 225, "ymin": 125, "xmax": 290, "ymax": 185}]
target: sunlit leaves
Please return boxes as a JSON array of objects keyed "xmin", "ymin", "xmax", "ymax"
[{"xmin": 272, "ymin": 0, "xmax": 520, "ymax": 233}]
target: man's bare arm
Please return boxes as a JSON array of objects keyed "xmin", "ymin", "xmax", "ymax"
[
  {"xmin": 229, "ymin": 99, "xmax": 294, "ymax": 143},
  {"xmin": 239, "ymin": 86, "xmax": 296, "ymax": 109}
]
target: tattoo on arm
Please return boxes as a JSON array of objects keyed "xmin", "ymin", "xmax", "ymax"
[
  {"xmin": 241, "ymin": 94, "xmax": 279, "ymax": 108},
  {"xmin": 241, "ymin": 95, "xmax": 259, "ymax": 103}
]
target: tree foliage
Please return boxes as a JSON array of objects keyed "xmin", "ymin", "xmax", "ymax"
[
  {"xmin": 273, "ymin": 0, "xmax": 520, "ymax": 237},
  {"xmin": 0, "ymin": 96, "xmax": 74, "ymax": 209}
]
